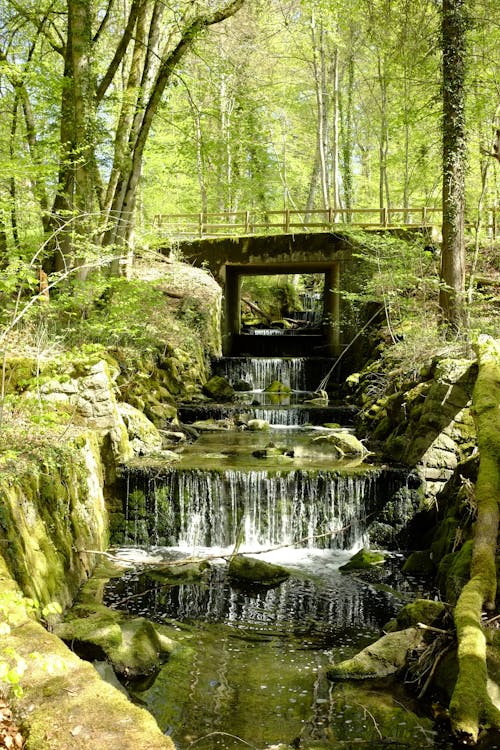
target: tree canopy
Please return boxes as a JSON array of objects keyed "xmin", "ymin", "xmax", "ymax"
[{"xmin": 0, "ymin": 0, "xmax": 499, "ymax": 291}]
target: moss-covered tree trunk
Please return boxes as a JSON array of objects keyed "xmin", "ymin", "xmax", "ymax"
[{"xmin": 449, "ymin": 336, "xmax": 500, "ymax": 743}]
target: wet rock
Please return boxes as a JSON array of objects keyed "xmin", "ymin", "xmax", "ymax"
[
  {"xmin": 55, "ymin": 605, "xmax": 175, "ymax": 679},
  {"xmin": 252, "ymin": 443, "xmax": 294, "ymax": 461},
  {"xmin": 313, "ymin": 431, "xmax": 368, "ymax": 457},
  {"xmin": 118, "ymin": 402, "xmax": 163, "ymax": 455},
  {"xmin": 191, "ymin": 418, "xmax": 234, "ymax": 431},
  {"xmin": 264, "ymin": 380, "xmax": 291, "ymax": 393},
  {"xmin": 228, "ymin": 555, "xmax": 290, "ymax": 587},
  {"xmin": 145, "ymin": 558, "xmax": 210, "ymax": 584},
  {"xmin": 202, "ymin": 375, "xmax": 235, "ymax": 401},
  {"xmin": 402, "ymin": 550, "xmax": 435, "ymax": 576},
  {"xmin": 327, "ymin": 627, "xmax": 424, "ymax": 680},
  {"xmin": 339, "ymin": 548, "xmax": 385, "ymax": 571},
  {"xmin": 233, "ymin": 379, "xmax": 252, "ymax": 392},
  {"xmin": 247, "ymin": 418, "xmax": 271, "ymax": 431}
]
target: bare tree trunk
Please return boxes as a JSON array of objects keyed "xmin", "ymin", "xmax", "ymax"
[
  {"xmin": 439, "ymin": 0, "xmax": 467, "ymax": 334},
  {"xmin": 311, "ymin": 13, "xmax": 329, "ymax": 211},
  {"xmin": 340, "ymin": 52, "xmax": 354, "ymax": 221},
  {"xmin": 331, "ymin": 46, "xmax": 340, "ymax": 221}
]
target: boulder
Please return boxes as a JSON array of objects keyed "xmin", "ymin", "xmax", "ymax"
[
  {"xmin": 55, "ymin": 605, "xmax": 175, "ymax": 679},
  {"xmin": 402, "ymin": 550, "xmax": 435, "ymax": 576},
  {"xmin": 264, "ymin": 380, "xmax": 291, "ymax": 393},
  {"xmin": 118, "ymin": 402, "xmax": 163, "ymax": 455},
  {"xmin": 228, "ymin": 555, "xmax": 290, "ymax": 587},
  {"xmin": 252, "ymin": 443, "xmax": 294, "ymax": 461},
  {"xmin": 327, "ymin": 627, "xmax": 425, "ymax": 680},
  {"xmin": 313, "ymin": 430, "xmax": 368, "ymax": 457},
  {"xmin": 233, "ymin": 379, "xmax": 252, "ymax": 392},
  {"xmin": 202, "ymin": 375, "xmax": 235, "ymax": 401},
  {"xmin": 339, "ymin": 548, "xmax": 385, "ymax": 571},
  {"xmin": 247, "ymin": 418, "xmax": 271, "ymax": 431}
]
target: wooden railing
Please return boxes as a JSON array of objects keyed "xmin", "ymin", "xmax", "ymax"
[{"xmin": 152, "ymin": 206, "xmax": 500, "ymax": 240}]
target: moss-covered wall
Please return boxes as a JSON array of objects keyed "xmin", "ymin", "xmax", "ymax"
[{"xmin": 0, "ymin": 433, "xmax": 108, "ymax": 611}]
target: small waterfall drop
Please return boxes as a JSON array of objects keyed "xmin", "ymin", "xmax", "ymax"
[
  {"xmin": 123, "ymin": 466, "xmax": 404, "ymax": 551},
  {"xmin": 212, "ymin": 356, "xmax": 307, "ymax": 391}
]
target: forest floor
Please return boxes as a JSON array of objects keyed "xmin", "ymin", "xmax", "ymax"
[{"xmin": 0, "ymin": 697, "xmax": 24, "ymax": 749}]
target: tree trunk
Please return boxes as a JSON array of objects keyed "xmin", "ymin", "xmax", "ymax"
[
  {"xmin": 340, "ymin": 52, "xmax": 354, "ymax": 221},
  {"xmin": 449, "ymin": 336, "xmax": 500, "ymax": 743},
  {"xmin": 439, "ymin": 0, "xmax": 467, "ymax": 334},
  {"xmin": 331, "ymin": 46, "xmax": 340, "ymax": 221}
]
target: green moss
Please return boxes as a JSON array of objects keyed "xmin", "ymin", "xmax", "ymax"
[
  {"xmin": 438, "ymin": 540, "xmax": 473, "ymax": 604},
  {"xmin": 339, "ymin": 548, "xmax": 385, "ymax": 571},
  {"xmin": 394, "ymin": 598, "xmax": 446, "ymax": 629},
  {"xmin": 402, "ymin": 549, "xmax": 435, "ymax": 576}
]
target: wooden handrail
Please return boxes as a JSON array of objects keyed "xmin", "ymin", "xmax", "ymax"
[{"xmin": 152, "ymin": 206, "xmax": 499, "ymax": 239}]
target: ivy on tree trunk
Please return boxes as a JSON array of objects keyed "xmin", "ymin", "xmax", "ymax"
[{"xmin": 440, "ymin": 0, "xmax": 467, "ymax": 334}]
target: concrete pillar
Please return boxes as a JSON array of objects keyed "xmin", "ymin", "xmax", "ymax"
[
  {"xmin": 223, "ymin": 268, "xmax": 241, "ymax": 354},
  {"xmin": 324, "ymin": 264, "xmax": 341, "ymax": 356}
]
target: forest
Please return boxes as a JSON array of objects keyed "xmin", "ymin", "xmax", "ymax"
[
  {"xmin": 0, "ymin": 1, "xmax": 500, "ymax": 750},
  {"xmin": 0, "ymin": 0, "xmax": 498, "ymax": 270}
]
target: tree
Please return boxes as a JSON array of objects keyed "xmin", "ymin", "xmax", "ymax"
[
  {"xmin": 439, "ymin": 0, "xmax": 468, "ymax": 333},
  {"xmin": 2, "ymin": 0, "xmax": 246, "ymax": 275}
]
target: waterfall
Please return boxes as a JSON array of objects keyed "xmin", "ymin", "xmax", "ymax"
[
  {"xmin": 124, "ymin": 466, "xmax": 403, "ymax": 550},
  {"xmin": 212, "ymin": 357, "xmax": 307, "ymax": 391}
]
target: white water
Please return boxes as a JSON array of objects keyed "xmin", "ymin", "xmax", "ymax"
[
  {"xmin": 126, "ymin": 467, "xmax": 391, "ymax": 551},
  {"xmin": 214, "ymin": 357, "xmax": 307, "ymax": 390}
]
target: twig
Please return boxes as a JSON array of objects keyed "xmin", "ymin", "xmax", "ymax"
[
  {"xmin": 186, "ymin": 732, "xmax": 256, "ymax": 749},
  {"xmin": 79, "ymin": 523, "xmax": 353, "ymax": 567},
  {"xmin": 317, "ymin": 306, "xmax": 384, "ymax": 391},
  {"xmin": 418, "ymin": 642, "xmax": 454, "ymax": 699},
  {"xmin": 416, "ymin": 622, "xmax": 453, "ymax": 636}
]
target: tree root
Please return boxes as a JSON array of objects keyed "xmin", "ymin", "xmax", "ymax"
[{"xmin": 449, "ymin": 336, "xmax": 500, "ymax": 743}]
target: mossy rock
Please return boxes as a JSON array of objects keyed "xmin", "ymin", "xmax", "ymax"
[
  {"xmin": 437, "ymin": 540, "xmax": 473, "ymax": 604},
  {"xmin": 246, "ymin": 418, "xmax": 271, "ymax": 431},
  {"xmin": 402, "ymin": 550, "xmax": 435, "ymax": 576},
  {"xmin": 202, "ymin": 375, "xmax": 235, "ymax": 401},
  {"xmin": 339, "ymin": 548, "xmax": 385, "ymax": 571},
  {"xmin": 252, "ymin": 443, "xmax": 294, "ymax": 461},
  {"xmin": 233, "ymin": 379, "xmax": 252, "ymax": 392},
  {"xmin": 263, "ymin": 380, "xmax": 291, "ymax": 393},
  {"xmin": 394, "ymin": 598, "xmax": 446, "ymax": 630},
  {"xmin": 145, "ymin": 559, "xmax": 210, "ymax": 584},
  {"xmin": 55, "ymin": 605, "xmax": 175, "ymax": 678},
  {"xmin": 327, "ymin": 627, "xmax": 424, "ymax": 680},
  {"xmin": 313, "ymin": 430, "xmax": 367, "ymax": 456},
  {"xmin": 228, "ymin": 555, "xmax": 290, "ymax": 587}
]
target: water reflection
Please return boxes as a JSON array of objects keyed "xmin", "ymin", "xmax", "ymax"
[{"xmin": 100, "ymin": 549, "xmax": 463, "ymax": 750}]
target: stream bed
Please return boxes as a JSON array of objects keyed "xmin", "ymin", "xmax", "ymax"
[{"xmin": 98, "ymin": 545, "xmax": 457, "ymax": 750}]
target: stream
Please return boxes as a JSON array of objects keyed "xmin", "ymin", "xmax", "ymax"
[{"xmin": 91, "ymin": 350, "xmax": 474, "ymax": 750}]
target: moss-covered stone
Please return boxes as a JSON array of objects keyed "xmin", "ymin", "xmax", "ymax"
[
  {"xmin": 339, "ymin": 548, "xmax": 385, "ymax": 571},
  {"xmin": 327, "ymin": 627, "xmax": 424, "ymax": 680},
  {"xmin": 228, "ymin": 555, "xmax": 290, "ymax": 586},
  {"xmin": 55, "ymin": 604, "xmax": 175, "ymax": 678},
  {"xmin": 393, "ymin": 598, "xmax": 446, "ymax": 629},
  {"xmin": 402, "ymin": 550, "xmax": 435, "ymax": 576},
  {"xmin": 263, "ymin": 379, "xmax": 291, "ymax": 394},
  {"xmin": 202, "ymin": 375, "xmax": 235, "ymax": 401}
]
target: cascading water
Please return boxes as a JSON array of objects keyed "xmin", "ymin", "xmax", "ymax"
[
  {"xmin": 124, "ymin": 466, "xmax": 404, "ymax": 551},
  {"xmin": 95, "ymin": 352, "xmax": 435, "ymax": 750},
  {"xmin": 212, "ymin": 356, "xmax": 308, "ymax": 390}
]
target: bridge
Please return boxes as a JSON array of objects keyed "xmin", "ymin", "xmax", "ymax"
[
  {"xmin": 158, "ymin": 207, "xmax": 497, "ymax": 363},
  {"xmin": 153, "ymin": 205, "xmax": 499, "ymax": 240},
  {"xmin": 166, "ymin": 231, "xmax": 400, "ymax": 360}
]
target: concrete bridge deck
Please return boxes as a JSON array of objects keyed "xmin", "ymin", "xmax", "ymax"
[{"xmin": 166, "ymin": 231, "xmax": 391, "ymax": 359}]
